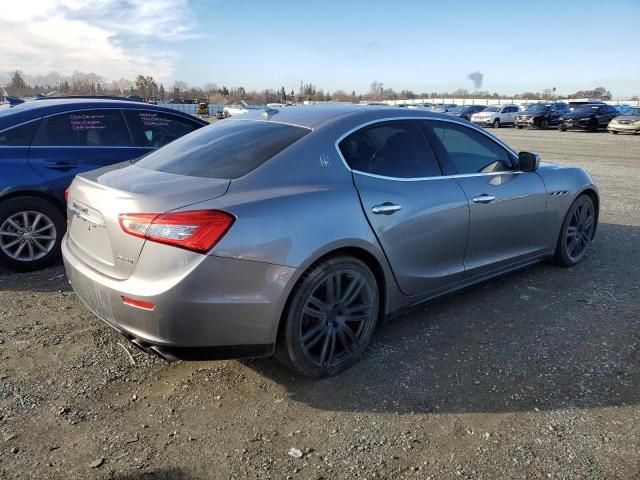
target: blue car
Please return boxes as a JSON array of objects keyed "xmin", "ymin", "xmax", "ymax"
[{"xmin": 0, "ymin": 97, "xmax": 207, "ymax": 271}]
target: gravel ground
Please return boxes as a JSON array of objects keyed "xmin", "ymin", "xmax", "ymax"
[{"xmin": 0, "ymin": 128, "xmax": 639, "ymax": 480}]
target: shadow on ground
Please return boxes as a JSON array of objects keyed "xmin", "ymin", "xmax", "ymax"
[
  {"xmin": 247, "ymin": 223, "xmax": 640, "ymax": 414},
  {"xmin": 111, "ymin": 469, "xmax": 198, "ymax": 480}
]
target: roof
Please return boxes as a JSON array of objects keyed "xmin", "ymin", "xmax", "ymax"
[
  {"xmin": 0, "ymin": 98, "xmax": 206, "ymax": 130},
  {"xmin": 230, "ymin": 104, "xmax": 464, "ymax": 130}
]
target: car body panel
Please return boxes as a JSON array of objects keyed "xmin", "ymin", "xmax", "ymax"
[{"xmin": 62, "ymin": 106, "xmax": 599, "ymax": 360}]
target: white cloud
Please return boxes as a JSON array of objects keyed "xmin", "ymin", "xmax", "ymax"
[{"xmin": 0, "ymin": 0, "xmax": 199, "ymax": 82}]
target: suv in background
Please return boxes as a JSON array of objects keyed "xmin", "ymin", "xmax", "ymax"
[
  {"xmin": 515, "ymin": 102, "xmax": 569, "ymax": 129},
  {"xmin": 470, "ymin": 104, "xmax": 519, "ymax": 128},
  {"xmin": 0, "ymin": 98, "xmax": 207, "ymax": 271}
]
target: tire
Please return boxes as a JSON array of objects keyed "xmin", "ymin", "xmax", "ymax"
[
  {"xmin": 516, "ymin": 125, "xmax": 524, "ymax": 129},
  {"xmin": 609, "ymin": 130, "xmax": 618, "ymax": 134},
  {"xmin": 539, "ymin": 118, "xmax": 549, "ymax": 130},
  {"xmin": 492, "ymin": 118, "xmax": 500, "ymax": 128},
  {"xmin": 0, "ymin": 196, "xmax": 65, "ymax": 272},
  {"xmin": 552, "ymin": 194, "xmax": 596, "ymax": 267},
  {"xmin": 275, "ymin": 255, "xmax": 380, "ymax": 378},
  {"xmin": 587, "ymin": 118, "xmax": 598, "ymax": 132},
  {"xmin": 559, "ymin": 125, "xmax": 567, "ymax": 132}
]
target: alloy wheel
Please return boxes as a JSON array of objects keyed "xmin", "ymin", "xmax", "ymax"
[
  {"xmin": 565, "ymin": 202, "xmax": 594, "ymax": 263},
  {"xmin": 299, "ymin": 269, "xmax": 376, "ymax": 369},
  {"xmin": 0, "ymin": 211, "xmax": 57, "ymax": 262}
]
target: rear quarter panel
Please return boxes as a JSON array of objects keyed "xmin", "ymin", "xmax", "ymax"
[{"xmin": 190, "ymin": 122, "xmax": 403, "ymax": 315}]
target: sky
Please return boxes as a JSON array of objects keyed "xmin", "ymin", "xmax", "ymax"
[{"xmin": 2, "ymin": 0, "xmax": 639, "ymax": 97}]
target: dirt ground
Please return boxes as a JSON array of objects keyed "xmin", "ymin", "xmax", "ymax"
[{"xmin": 1, "ymin": 128, "xmax": 639, "ymax": 480}]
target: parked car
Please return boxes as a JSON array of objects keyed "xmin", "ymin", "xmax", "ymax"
[
  {"xmin": 608, "ymin": 107, "xmax": 640, "ymax": 134},
  {"xmin": 470, "ymin": 104, "xmax": 519, "ymax": 128},
  {"xmin": 432, "ymin": 103, "xmax": 457, "ymax": 113},
  {"xmin": 558, "ymin": 104, "xmax": 619, "ymax": 132},
  {"xmin": 0, "ymin": 98, "xmax": 207, "ymax": 271},
  {"xmin": 514, "ymin": 103, "xmax": 569, "ymax": 129},
  {"xmin": 223, "ymin": 104, "xmax": 259, "ymax": 117},
  {"xmin": 62, "ymin": 105, "xmax": 599, "ymax": 377},
  {"xmin": 446, "ymin": 105, "xmax": 487, "ymax": 121}
]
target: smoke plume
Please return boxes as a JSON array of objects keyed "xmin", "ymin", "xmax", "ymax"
[{"xmin": 467, "ymin": 71, "xmax": 483, "ymax": 90}]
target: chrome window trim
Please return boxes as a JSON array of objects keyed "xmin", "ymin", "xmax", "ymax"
[
  {"xmin": 333, "ymin": 115, "xmax": 520, "ymax": 181},
  {"xmin": 353, "ymin": 169, "xmax": 523, "ymax": 182},
  {"xmin": 0, "ymin": 117, "xmax": 43, "ymax": 135}
]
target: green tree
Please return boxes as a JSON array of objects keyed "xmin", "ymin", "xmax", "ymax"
[{"xmin": 10, "ymin": 71, "xmax": 27, "ymax": 94}]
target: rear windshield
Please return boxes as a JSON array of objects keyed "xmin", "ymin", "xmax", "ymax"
[{"xmin": 135, "ymin": 119, "xmax": 310, "ymax": 179}]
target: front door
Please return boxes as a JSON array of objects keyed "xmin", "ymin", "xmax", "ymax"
[
  {"xmin": 338, "ymin": 119, "xmax": 469, "ymax": 296},
  {"xmin": 423, "ymin": 120, "xmax": 548, "ymax": 277}
]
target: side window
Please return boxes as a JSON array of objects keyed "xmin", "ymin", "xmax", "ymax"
[
  {"xmin": 0, "ymin": 120, "xmax": 40, "ymax": 146},
  {"xmin": 33, "ymin": 110, "xmax": 131, "ymax": 147},
  {"xmin": 339, "ymin": 120, "xmax": 441, "ymax": 179},
  {"xmin": 426, "ymin": 121, "xmax": 513, "ymax": 174},
  {"xmin": 132, "ymin": 111, "xmax": 202, "ymax": 147}
]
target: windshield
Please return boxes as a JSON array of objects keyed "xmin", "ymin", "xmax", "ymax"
[
  {"xmin": 624, "ymin": 107, "xmax": 640, "ymax": 116},
  {"xmin": 484, "ymin": 106, "xmax": 501, "ymax": 112},
  {"xmin": 448, "ymin": 106, "xmax": 463, "ymax": 113},
  {"xmin": 526, "ymin": 104, "xmax": 551, "ymax": 112}
]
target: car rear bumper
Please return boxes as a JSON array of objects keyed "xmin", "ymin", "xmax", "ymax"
[{"xmin": 62, "ymin": 233, "xmax": 298, "ymax": 360}]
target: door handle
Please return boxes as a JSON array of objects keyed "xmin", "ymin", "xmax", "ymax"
[
  {"xmin": 472, "ymin": 194, "xmax": 496, "ymax": 204},
  {"xmin": 43, "ymin": 161, "xmax": 77, "ymax": 170},
  {"xmin": 371, "ymin": 202, "xmax": 402, "ymax": 215}
]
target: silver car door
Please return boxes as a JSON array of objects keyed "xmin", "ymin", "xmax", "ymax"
[
  {"xmin": 337, "ymin": 119, "xmax": 469, "ymax": 296},
  {"xmin": 424, "ymin": 120, "xmax": 548, "ymax": 276}
]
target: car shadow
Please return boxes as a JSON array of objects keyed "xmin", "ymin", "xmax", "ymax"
[
  {"xmin": 246, "ymin": 222, "xmax": 640, "ymax": 414},
  {"xmin": 111, "ymin": 469, "xmax": 197, "ymax": 480}
]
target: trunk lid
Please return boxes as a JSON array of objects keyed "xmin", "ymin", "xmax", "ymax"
[{"xmin": 66, "ymin": 163, "xmax": 230, "ymax": 280}]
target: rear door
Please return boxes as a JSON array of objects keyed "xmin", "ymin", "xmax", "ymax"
[
  {"xmin": 28, "ymin": 109, "xmax": 147, "ymax": 198},
  {"xmin": 339, "ymin": 119, "xmax": 469, "ymax": 296},
  {"xmin": 423, "ymin": 120, "xmax": 548, "ymax": 277},
  {"xmin": 123, "ymin": 109, "xmax": 204, "ymax": 150}
]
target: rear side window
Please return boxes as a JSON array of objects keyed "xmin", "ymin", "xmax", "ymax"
[
  {"xmin": 130, "ymin": 110, "xmax": 202, "ymax": 147},
  {"xmin": 425, "ymin": 121, "xmax": 512, "ymax": 174},
  {"xmin": 339, "ymin": 120, "xmax": 441, "ymax": 178},
  {"xmin": 135, "ymin": 120, "xmax": 310, "ymax": 179},
  {"xmin": 0, "ymin": 120, "xmax": 40, "ymax": 146},
  {"xmin": 33, "ymin": 110, "xmax": 132, "ymax": 147}
]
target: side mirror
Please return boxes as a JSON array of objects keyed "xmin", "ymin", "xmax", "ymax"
[{"xmin": 518, "ymin": 151, "xmax": 540, "ymax": 172}]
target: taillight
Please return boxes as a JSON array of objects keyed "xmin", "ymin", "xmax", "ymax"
[
  {"xmin": 118, "ymin": 210, "xmax": 235, "ymax": 253},
  {"xmin": 64, "ymin": 187, "xmax": 70, "ymax": 203}
]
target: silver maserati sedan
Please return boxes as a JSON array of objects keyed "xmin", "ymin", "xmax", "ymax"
[{"xmin": 62, "ymin": 105, "xmax": 599, "ymax": 377}]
